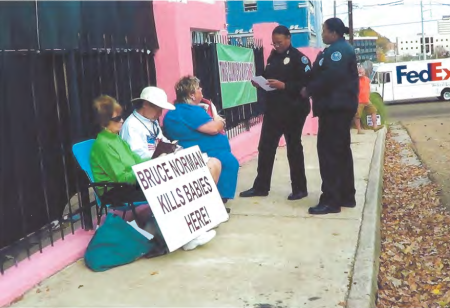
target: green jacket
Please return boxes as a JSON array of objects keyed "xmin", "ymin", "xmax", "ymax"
[{"xmin": 90, "ymin": 129, "xmax": 148, "ymax": 185}]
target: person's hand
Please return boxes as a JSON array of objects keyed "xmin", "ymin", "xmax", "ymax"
[
  {"xmin": 214, "ymin": 115, "xmax": 226, "ymax": 124},
  {"xmin": 267, "ymin": 79, "xmax": 285, "ymax": 90},
  {"xmin": 251, "ymin": 80, "xmax": 260, "ymax": 88},
  {"xmin": 300, "ymin": 87, "xmax": 309, "ymax": 98}
]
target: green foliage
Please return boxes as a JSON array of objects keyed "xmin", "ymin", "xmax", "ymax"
[
  {"xmin": 360, "ymin": 93, "xmax": 388, "ymax": 129},
  {"xmin": 358, "ymin": 27, "xmax": 391, "ymax": 52}
]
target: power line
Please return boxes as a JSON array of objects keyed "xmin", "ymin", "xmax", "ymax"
[{"xmin": 355, "ymin": 18, "xmax": 443, "ymax": 29}]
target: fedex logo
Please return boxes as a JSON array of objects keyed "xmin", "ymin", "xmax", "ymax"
[{"xmin": 396, "ymin": 62, "xmax": 450, "ymax": 84}]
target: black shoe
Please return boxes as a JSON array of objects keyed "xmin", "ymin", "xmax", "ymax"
[
  {"xmin": 341, "ymin": 202, "xmax": 356, "ymax": 208},
  {"xmin": 222, "ymin": 198, "xmax": 229, "ymax": 204},
  {"xmin": 288, "ymin": 191, "xmax": 308, "ymax": 201},
  {"xmin": 226, "ymin": 207, "xmax": 231, "ymax": 214},
  {"xmin": 239, "ymin": 188, "xmax": 269, "ymax": 198},
  {"xmin": 308, "ymin": 204, "xmax": 341, "ymax": 215}
]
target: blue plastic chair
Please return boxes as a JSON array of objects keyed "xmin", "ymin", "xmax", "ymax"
[{"xmin": 72, "ymin": 139, "xmax": 148, "ymax": 227}]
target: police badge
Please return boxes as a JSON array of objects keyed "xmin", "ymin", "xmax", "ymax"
[
  {"xmin": 283, "ymin": 57, "xmax": 290, "ymax": 65},
  {"xmin": 331, "ymin": 51, "xmax": 342, "ymax": 62}
]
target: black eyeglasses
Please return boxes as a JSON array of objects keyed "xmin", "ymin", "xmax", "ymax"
[{"xmin": 110, "ymin": 115, "xmax": 123, "ymax": 122}]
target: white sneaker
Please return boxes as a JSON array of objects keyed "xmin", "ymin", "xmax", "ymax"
[{"xmin": 182, "ymin": 230, "xmax": 216, "ymax": 251}]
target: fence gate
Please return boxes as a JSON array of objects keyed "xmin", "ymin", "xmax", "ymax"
[
  {"xmin": 191, "ymin": 33, "xmax": 265, "ymax": 139},
  {"xmin": 0, "ymin": 1, "xmax": 159, "ymax": 274}
]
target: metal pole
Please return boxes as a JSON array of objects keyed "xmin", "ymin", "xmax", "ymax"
[
  {"xmin": 421, "ymin": 0, "xmax": 427, "ymax": 60},
  {"xmin": 334, "ymin": 0, "xmax": 336, "ymax": 17},
  {"xmin": 348, "ymin": 1, "xmax": 354, "ymax": 45}
]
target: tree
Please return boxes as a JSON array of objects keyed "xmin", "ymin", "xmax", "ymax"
[
  {"xmin": 378, "ymin": 51, "xmax": 386, "ymax": 62},
  {"xmin": 400, "ymin": 54, "xmax": 415, "ymax": 61},
  {"xmin": 434, "ymin": 45, "xmax": 449, "ymax": 59},
  {"xmin": 358, "ymin": 27, "xmax": 391, "ymax": 52}
]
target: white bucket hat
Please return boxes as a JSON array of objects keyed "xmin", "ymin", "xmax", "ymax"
[{"xmin": 131, "ymin": 86, "xmax": 175, "ymax": 110}]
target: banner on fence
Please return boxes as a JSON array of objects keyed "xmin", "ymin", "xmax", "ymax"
[
  {"xmin": 216, "ymin": 43, "xmax": 257, "ymax": 109},
  {"xmin": 132, "ymin": 146, "xmax": 228, "ymax": 252}
]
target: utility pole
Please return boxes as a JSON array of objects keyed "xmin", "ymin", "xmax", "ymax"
[
  {"xmin": 334, "ymin": 0, "xmax": 336, "ymax": 17},
  {"xmin": 421, "ymin": 0, "xmax": 427, "ymax": 60},
  {"xmin": 348, "ymin": 1, "xmax": 354, "ymax": 45}
]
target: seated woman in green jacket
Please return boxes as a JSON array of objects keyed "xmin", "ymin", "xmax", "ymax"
[
  {"xmin": 89, "ymin": 95, "xmax": 217, "ymax": 251},
  {"xmin": 90, "ymin": 95, "xmax": 148, "ymax": 202}
]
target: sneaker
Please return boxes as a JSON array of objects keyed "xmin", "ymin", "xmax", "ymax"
[{"xmin": 182, "ymin": 230, "xmax": 216, "ymax": 251}]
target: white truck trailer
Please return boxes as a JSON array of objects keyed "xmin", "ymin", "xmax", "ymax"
[{"xmin": 370, "ymin": 59, "xmax": 450, "ymax": 102}]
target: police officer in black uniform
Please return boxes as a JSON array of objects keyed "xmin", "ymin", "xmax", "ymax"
[
  {"xmin": 301, "ymin": 18, "xmax": 359, "ymax": 215},
  {"xmin": 240, "ymin": 26, "xmax": 312, "ymax": 200}
]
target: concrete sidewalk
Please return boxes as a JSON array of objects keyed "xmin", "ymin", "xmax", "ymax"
[{"xmin": 11, "ymin": 131, "xmax": 379, "ymax": 308}]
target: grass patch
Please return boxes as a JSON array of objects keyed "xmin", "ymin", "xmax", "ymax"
[{"xmin": 359, "ymin": 93, "xmax": 388, "ymax": 130}]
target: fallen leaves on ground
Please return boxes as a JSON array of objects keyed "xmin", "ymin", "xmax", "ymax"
[{"xmin": 377, "ymin": 130, "xmax": 450, "ymax": 308}]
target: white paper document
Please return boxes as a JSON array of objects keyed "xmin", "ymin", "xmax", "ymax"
[
  {"xmin": 127, "ymin": 220, "xmax": 154, "ymax": 240},
  {"xmin": 251, "ymin": 76, "xmax": 276, "ymax": 92}
]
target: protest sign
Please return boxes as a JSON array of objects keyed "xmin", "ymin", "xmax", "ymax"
[
  {"xmin": 216, "ymin": 43, "xmax": 257, "ymax": 109},
  {"xmin": 132, "ymin": 146, "xmax": 228, "ymax": 252}
]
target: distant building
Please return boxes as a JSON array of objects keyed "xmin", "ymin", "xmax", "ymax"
[
  {"xmin": 226, "ymin": 0, "xmax": 324, "ymax": 48},
  {"xmin": 349, "ymin": 36, "xmax": 378, "ymax": 62},
  {"xmin": 396, "ymin": 34, "xmax": 450, "ymax": 56},
  {"xmin": 438, "ymin": 16, "xmax": 450, "ymax": 35}
]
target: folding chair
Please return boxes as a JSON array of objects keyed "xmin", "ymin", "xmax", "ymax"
[{"xmin": 72, "ymin": 139, "xmax": 148, "ymax": 228}]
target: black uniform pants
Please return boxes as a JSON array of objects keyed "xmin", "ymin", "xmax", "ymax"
[
  {"xmin": 317, "ymin": 111, "xmax": 356, "ymax": 207},
  {"xmin": 253, "ymin": 108, "xmax": 309, "ymax": 193}
]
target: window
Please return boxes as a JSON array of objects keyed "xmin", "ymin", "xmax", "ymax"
[
  {"xmin": 244, "ymin": 0, "xmax": 257, "ymax": 12},
  {"xmin": 273, "ymin": 0, "xmax": 287, "ymax": 10}
]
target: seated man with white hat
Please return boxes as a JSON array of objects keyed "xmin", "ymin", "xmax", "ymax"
[
  {"xmin": 120, "ymin": 86, "xmax": 222, "ymax": 184},
  {"xmin": 119, "ymin": 86, "xmax": 223, "ymax": 251}
]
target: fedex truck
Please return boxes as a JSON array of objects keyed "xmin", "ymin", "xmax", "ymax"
[{"xmin": 370, "ymin": 59, "xmax": 450, "ymax": 102}]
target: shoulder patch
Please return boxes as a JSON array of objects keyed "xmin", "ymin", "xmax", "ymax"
[
  {"xmin": 331, "ymin": 51, "xmax": 342, "ymax": 62},
  {"xmin": 319, "ymin": 58, "xmax": 324, "ymax": 66},
  {"xmin": 301, "ymin": 56, "xmax": 308, "ymax": 64}
]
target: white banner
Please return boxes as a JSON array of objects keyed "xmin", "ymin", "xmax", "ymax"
[
  {"xmin": 367, "ymin": 114, "xmax": 381, "ymax": 126},
  {"xmin": 132, "ymin": 146, "xmax": 228, "ymax": 252}
]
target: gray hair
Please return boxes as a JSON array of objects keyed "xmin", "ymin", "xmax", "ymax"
[{"xmin": 175, "ymin": 75, "xmax": 200, "ymax": 103}]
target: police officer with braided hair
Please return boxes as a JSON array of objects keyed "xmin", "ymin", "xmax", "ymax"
[
  {"xmin": 301, "ymin": 18, "xmax": 359, "ymax": 215},
  {"xmin": 240, "ymin": 25, "xmax": 312, "ymax": 201}
]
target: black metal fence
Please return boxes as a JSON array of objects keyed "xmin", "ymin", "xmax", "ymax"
[
  {"xmin": 191, "ymin": 34, "xmax": 265, "ymax": 139},
  {"xmin": 0, "ymin": 36, "xmax": 157, "ymax": 274}
]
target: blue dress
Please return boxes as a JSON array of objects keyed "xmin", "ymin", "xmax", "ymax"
[{"xmin": 163, "ymin": 103, "xmax": 239, "ymax": 199}]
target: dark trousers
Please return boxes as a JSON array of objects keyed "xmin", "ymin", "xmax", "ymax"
[
  {"xmin": 317, "ymin": 111, "xmax": 356, "ymax": 207},
  {"xmin": 253, "ymin": 108, "xmax": 309, "ymax": 193}
]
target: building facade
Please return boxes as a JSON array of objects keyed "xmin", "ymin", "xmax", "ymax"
[
  {"xmin": 438, "ymin": 17, "xmax": 450, "ymax": 35},
  {"xmin": 226, "ymin": 0, "xmax": 323, "ymax": 48},
  {"xmin": 351, "ymin": 37, "xmax": 377, "ymax": 62},
  {"xmin": 396, "ymin": 34, "xmax": 450, "ymax": 56}
]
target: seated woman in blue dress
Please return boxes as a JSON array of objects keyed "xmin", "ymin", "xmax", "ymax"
[{"xmin": 163, "ymin": 76, "xmax": 239, "ymax": 203}]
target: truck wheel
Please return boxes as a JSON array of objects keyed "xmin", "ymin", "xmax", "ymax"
[{"xmin": 442, "ymin": 88, "xmax": 450, "ymax": 101}]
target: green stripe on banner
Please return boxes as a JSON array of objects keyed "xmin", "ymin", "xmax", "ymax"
[{"xmin": 216, "ymin": 43, "xmax": 257, "ymax": 109}]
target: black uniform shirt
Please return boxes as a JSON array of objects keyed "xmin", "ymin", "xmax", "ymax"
[
  {"xmin": 263, "ymin": 45, "xmax": 312, "ymax": 111},
  {"xmin": 307, "ymin": 37, "xmax": 359, "ymax": 117}
]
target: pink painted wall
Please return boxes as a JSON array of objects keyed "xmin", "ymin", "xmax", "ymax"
[
  {"xmin": 253, "ymin": 22, "xmax": 278, "ymax": 64},
  {"xmin": 153, "ymin": 1, "xmax": 227, "ymax": 104}
]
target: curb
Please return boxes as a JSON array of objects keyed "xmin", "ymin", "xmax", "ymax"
[{"xmin": 347, "ymin": 126, "xmax": 387, "ymax": 308}]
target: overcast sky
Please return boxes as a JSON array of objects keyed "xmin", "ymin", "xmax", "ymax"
[{"xmin": 321, "ymin": 0, "xmax": 450, "ymax": 41}]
